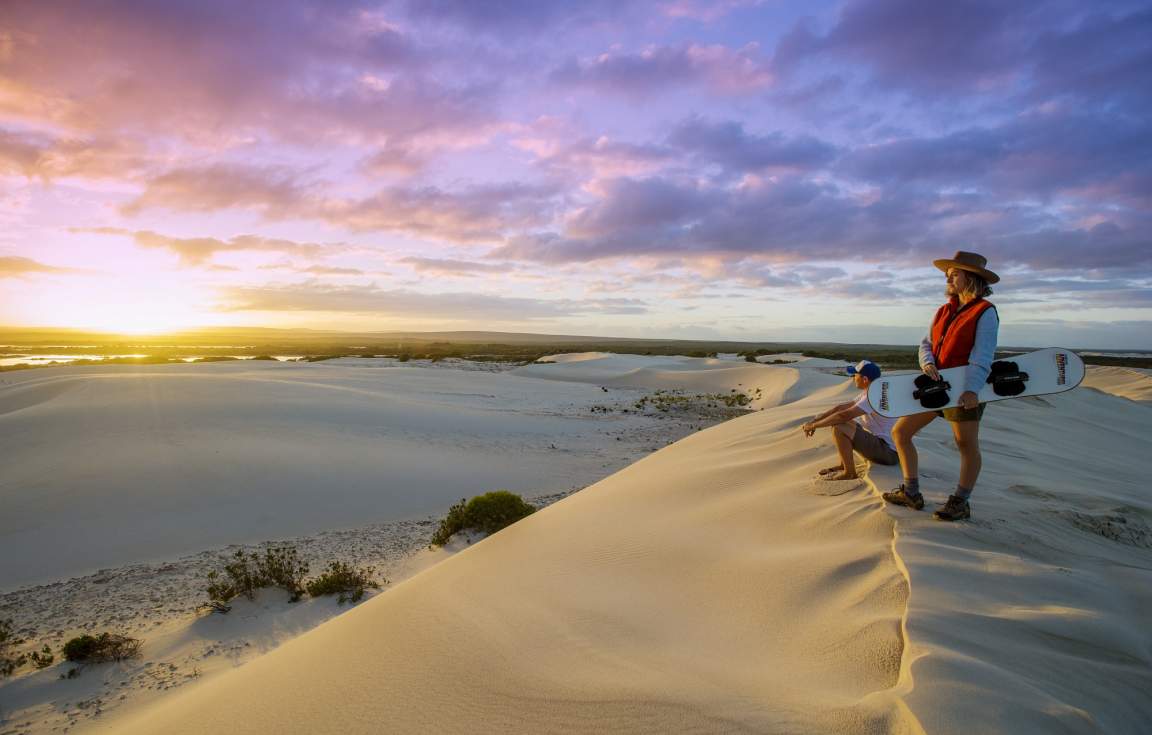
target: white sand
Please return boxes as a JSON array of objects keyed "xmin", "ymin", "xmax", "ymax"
[
  {"xmin": 0, "ymin": 358, "xmax": 715, "ymax": 589},
  {"xmin": 1082, "ymin": 365, "xmax": 1152, "ymax": 403},
  {"xmin": 3, "ymin": 360, "xmax": 1151, "ymax": 733}
]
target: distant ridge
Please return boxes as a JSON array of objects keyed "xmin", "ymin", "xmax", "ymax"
[{"xmin": 0, "ymin": 326, "xmax": 1146, "ymax": 356}]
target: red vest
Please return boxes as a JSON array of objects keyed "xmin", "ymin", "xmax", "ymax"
[{"xmin": 930, "ymin": 297, "xmax": 995, "ymax": 369}]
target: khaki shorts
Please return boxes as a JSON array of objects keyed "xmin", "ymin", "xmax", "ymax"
[
  {"xmin": 936, "ymin": 403, "xmax": 986, "ymax": 422},
  {"xmin": 851, "ymin": 426, "xmax": 899, "ymax": 465}
]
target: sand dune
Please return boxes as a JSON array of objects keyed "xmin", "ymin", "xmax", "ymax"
[
  {"xmin": 1082, "ymin": 365, "xmax": 1152, "ymax": 403},
  {"xmin": 110, "ymin": 379, "xmax": 915, "ymax": 734},
  {"xmin": 7, "ymin": 359, "xmax": 1150, "ymax": 733},
  {"xmin": 516, "ymin": 352, "xmax": 842, "ymax": 408},
  {"xmin": 0, "ymin": 359, "xmax": 707, "ymax": 588}
]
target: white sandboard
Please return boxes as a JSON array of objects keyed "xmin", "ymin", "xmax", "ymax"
[{"xmin": 868, "ymin": 347, "xmax": 1085, "ymax": 418}]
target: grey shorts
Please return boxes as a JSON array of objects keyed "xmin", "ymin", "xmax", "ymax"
[{"xmin": 851, "ymin": 426, "xmax": 899, "ymax": 465}]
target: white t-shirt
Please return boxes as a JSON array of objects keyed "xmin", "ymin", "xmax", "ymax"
[{"xmin": 851, "ymin": 392, "xmax": 896, "ymax": 450}]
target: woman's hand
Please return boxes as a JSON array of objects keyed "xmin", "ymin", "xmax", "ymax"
[
  {"xmin": 958, "ymin": 391, "xmax": 979, "ymax": 410},
  {"xmin": 802, "ymin": 422, "xmax": 816, "ymax": 437},
  {"xmin": 923, "ymin": 364, "xmax": 941, "ymax": 381}
]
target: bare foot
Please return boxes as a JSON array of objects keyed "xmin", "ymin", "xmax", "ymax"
[
  {"xmin": 827, "ymin": 471, "xmax": 859, "ymax": 481},
  {"xmin": 817, "ymin": 465, "xmax": 844, "ymax": 476}
]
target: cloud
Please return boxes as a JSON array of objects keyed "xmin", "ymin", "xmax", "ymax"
[
  {"xmin": 0, "ymin": 256, "xmax": 77, "ymax": 277},
  {"xmin": 1029, "ymin": 8, "xmax": 1152, "ymax": 115},
  {"xmin": 494, "ymin": 170, "xmax": 1152, "ymax": 279},
  {"xmin": 496, "ymin": 175, "xmax": 919, "ymax": 263},
  {"xmin": 553, "ymin": 43, "xmax": 772, "ymax": 95},
  {"xmin": 566, "ymin": 177, "xmax": 719, "ymax": 239},
  {"xmin": 518, "ymin": 129, "xmax": 673, "ymax": 178},
  {"xmin": 298, "ymin": 265, "xmax": 369, "ymax": 276},
  {"xmin": 121, "ymin": 164, "xmax": 310, "ymax": 217},
  {"xmin": 82, "ymin": 227, "xmax": 345, "ymax": 267},
  {"xmin": 402, "ymin": 0, "xmax": 644, "ymax": 33},
  {"xmin": 117, "ymin": 161, "xmax": 560, "ymax": 243},
  {"xmin": 658, "ymin": 0, "xmax": 758, "ymax": 22},
  {"xmin": 0, "ymin": 129, "xmax": 147, "ymax": 181},
  {"xmin": 842, "ymin": 111, "xmax": 1152, "ymax": 207},
  {"xmin": 220, "ymin": 282, "xmax": 648, "ymax": 319},
  {"xmin": 318, "ymin": 182, "xmax": 559, "ymax": 241},
  {"xmin": 399, "ymin": 257, "xmax": 508, "ymax": 276},
  {"xmin": 773, "ymin": 0, "xmax": 1035, "ymax": 94},
  {"xmin": 0, "ymin": 1, "xmax": 495, "ymax": 149},
  {"xmin": 668, "ymin": 117, "xmax": 838, "ymax": 173}
]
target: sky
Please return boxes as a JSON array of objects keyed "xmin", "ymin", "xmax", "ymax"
[{"xmin": 0, "ymin": 0, "xmax": 1149, "ymax": 348}]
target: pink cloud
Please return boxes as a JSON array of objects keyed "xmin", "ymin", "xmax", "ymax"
[
  {"xmin": 0, "ymin": 129, "xmax": 148, "ymax": 181},
  {"xmin": 121, "ymin": 165, "xmax": 310, "ymax": 217},
  {"xmin": 399, "ymin": 256, "xmax": 508, "ymax": 276},
  {"xmin": 0, "ymin": 255, "xmax": 78, "ymax": 277},
  {"xmin": 82, "ymin": 227, "xmax": 346, "ymax": 268}
]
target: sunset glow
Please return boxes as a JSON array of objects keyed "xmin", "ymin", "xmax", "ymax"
[{"xmin": 0, "ymin": 0, "xmax": 1148, "ymax": 347}]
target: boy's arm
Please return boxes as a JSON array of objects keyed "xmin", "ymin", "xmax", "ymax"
[
  {"xmin": 810, "ymin": 400, "xmax": 854, "ymax": 422},
  {"xmin": 806, "ymin": 404, "xmax": 866, "ymax": 430}
]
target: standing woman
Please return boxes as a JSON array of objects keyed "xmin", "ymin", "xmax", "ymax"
[{"xmin": 882, "ymin": 251, "xmax": 1000, "ymax": 521}]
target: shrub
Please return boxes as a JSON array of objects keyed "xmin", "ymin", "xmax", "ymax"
[
  {"xmin": 29, "ymin": 645, "xmax": 54, "ymax": 669},
  {"xmin": 430, "ymin": 491, "xmax": 536, "ymax": 547},
  {"xmin": 258, "ymin": 546, "xmax": 308, "ymax": 602},
  {"xmin": 206, "ymin": 545, "xmax": 308, "ymax": 613},
  {"xmin": 62, "ymin": 633, "xmax": 141, "ymax": 663},
  {"xmin": 0, "ymin": 618, "xmax": 26, "ymax": 677},
  {"xmin": 305, "ymin": 562, "xmax": 382, "ymax": 604}
]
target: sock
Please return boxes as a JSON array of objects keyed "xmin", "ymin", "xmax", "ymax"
[
  {"xmin": 903, "ymin": 477, "xmax": 921, "ymax": 497},
  {"xmin": 955, "ymin": 485, "xmax": 973, "ymax": 501}
]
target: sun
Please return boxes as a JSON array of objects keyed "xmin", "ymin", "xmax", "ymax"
[{"xmin": 14, "ymin": 278, "xmax": 223, "ymax": 335}]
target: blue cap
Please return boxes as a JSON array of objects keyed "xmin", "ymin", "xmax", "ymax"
[{"xmin": 846, "ymin": 359, "xmax": 881, "ymax": 381}]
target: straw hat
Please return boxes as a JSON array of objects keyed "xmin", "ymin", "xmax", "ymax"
[{"xmin": 933, "ymin": 251, "xmax": 999, "ymax": 284}]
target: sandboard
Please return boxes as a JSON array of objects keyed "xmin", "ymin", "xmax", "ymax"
[{"xmin": 867, "ymin": 347, "xmax": 1085, "ymax": 419}]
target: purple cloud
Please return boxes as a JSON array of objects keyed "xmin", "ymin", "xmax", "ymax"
[
  {"xmin": 668, "ymin": 117, "xmax": 838, "ymax": 173},
  {"xmin": 0, "ymin": 0, "xmax": 494, "ymax": 148},
  {"xmin": 774, "ymin": 0, "xmax": 1035, "ymax": 94},
  {"xmin": 553, "ymin": 43, "xmax": 772, "ymax": 95}
]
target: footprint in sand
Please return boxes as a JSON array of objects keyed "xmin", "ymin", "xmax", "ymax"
[{"xmin": 811, "ymin": 464, "xmax": 868, "ymax": 495}]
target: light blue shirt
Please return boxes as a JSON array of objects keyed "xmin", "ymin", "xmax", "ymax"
[{"xmin": 918, "ymin": 307, "xmax": 1000, "ymax": 394}]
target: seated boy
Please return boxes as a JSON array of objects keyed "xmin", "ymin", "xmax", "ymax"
[{"xmin": 801, "ymin": 359, "xmax": 898, "ymax": 480}]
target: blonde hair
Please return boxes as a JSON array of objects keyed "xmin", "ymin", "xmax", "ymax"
[{"xmin": 960, "ymin": 272, "xmax": 993, "ymax": 298}]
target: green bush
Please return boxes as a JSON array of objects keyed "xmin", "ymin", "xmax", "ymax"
[
  {"xmin": 430, "ymin": 491, "xmax": 536, "ymax": 547},
  {"xmin": 305, "ymin": 561, "xmax": 382, "ymax": 604},
  {"xmin": 29, "ymin": 645, "xmax": 54, "ymax": 669},
  {"xmin": 206, "ymin": 545, "xmax": 308, "ymax": 613},
  {"xmin": 0, "ymin": 618, "xmax": 26, "ymax": 677},
  {"xmin": 258, "ymin": 546, "xmax": 308, "ymax": 601},
  {"xmin": 61, "ymin": 633, "xmax": 141, "ymax": 663}
]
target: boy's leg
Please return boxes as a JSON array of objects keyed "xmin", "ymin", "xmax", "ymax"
[{"xmin": 828, "ymin": 422, "xmax": 858, "ymax": 479}]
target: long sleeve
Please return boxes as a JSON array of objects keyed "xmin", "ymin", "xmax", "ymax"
[
  {"xmin": 919, "ymin": 333, "xmax": 935, "ymax": 370},
  {"xmin": 963, "ymin": 308, "xmax": 999, "ymax": 394}
]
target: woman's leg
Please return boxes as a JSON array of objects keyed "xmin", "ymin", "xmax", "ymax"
[
  {"xmin": 892, "ymin": 411, "xmax": 937, "ymax": 480},
  {"xmin": 951, "ymin": 420, "xmax": 982, "ymax": 491}
]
